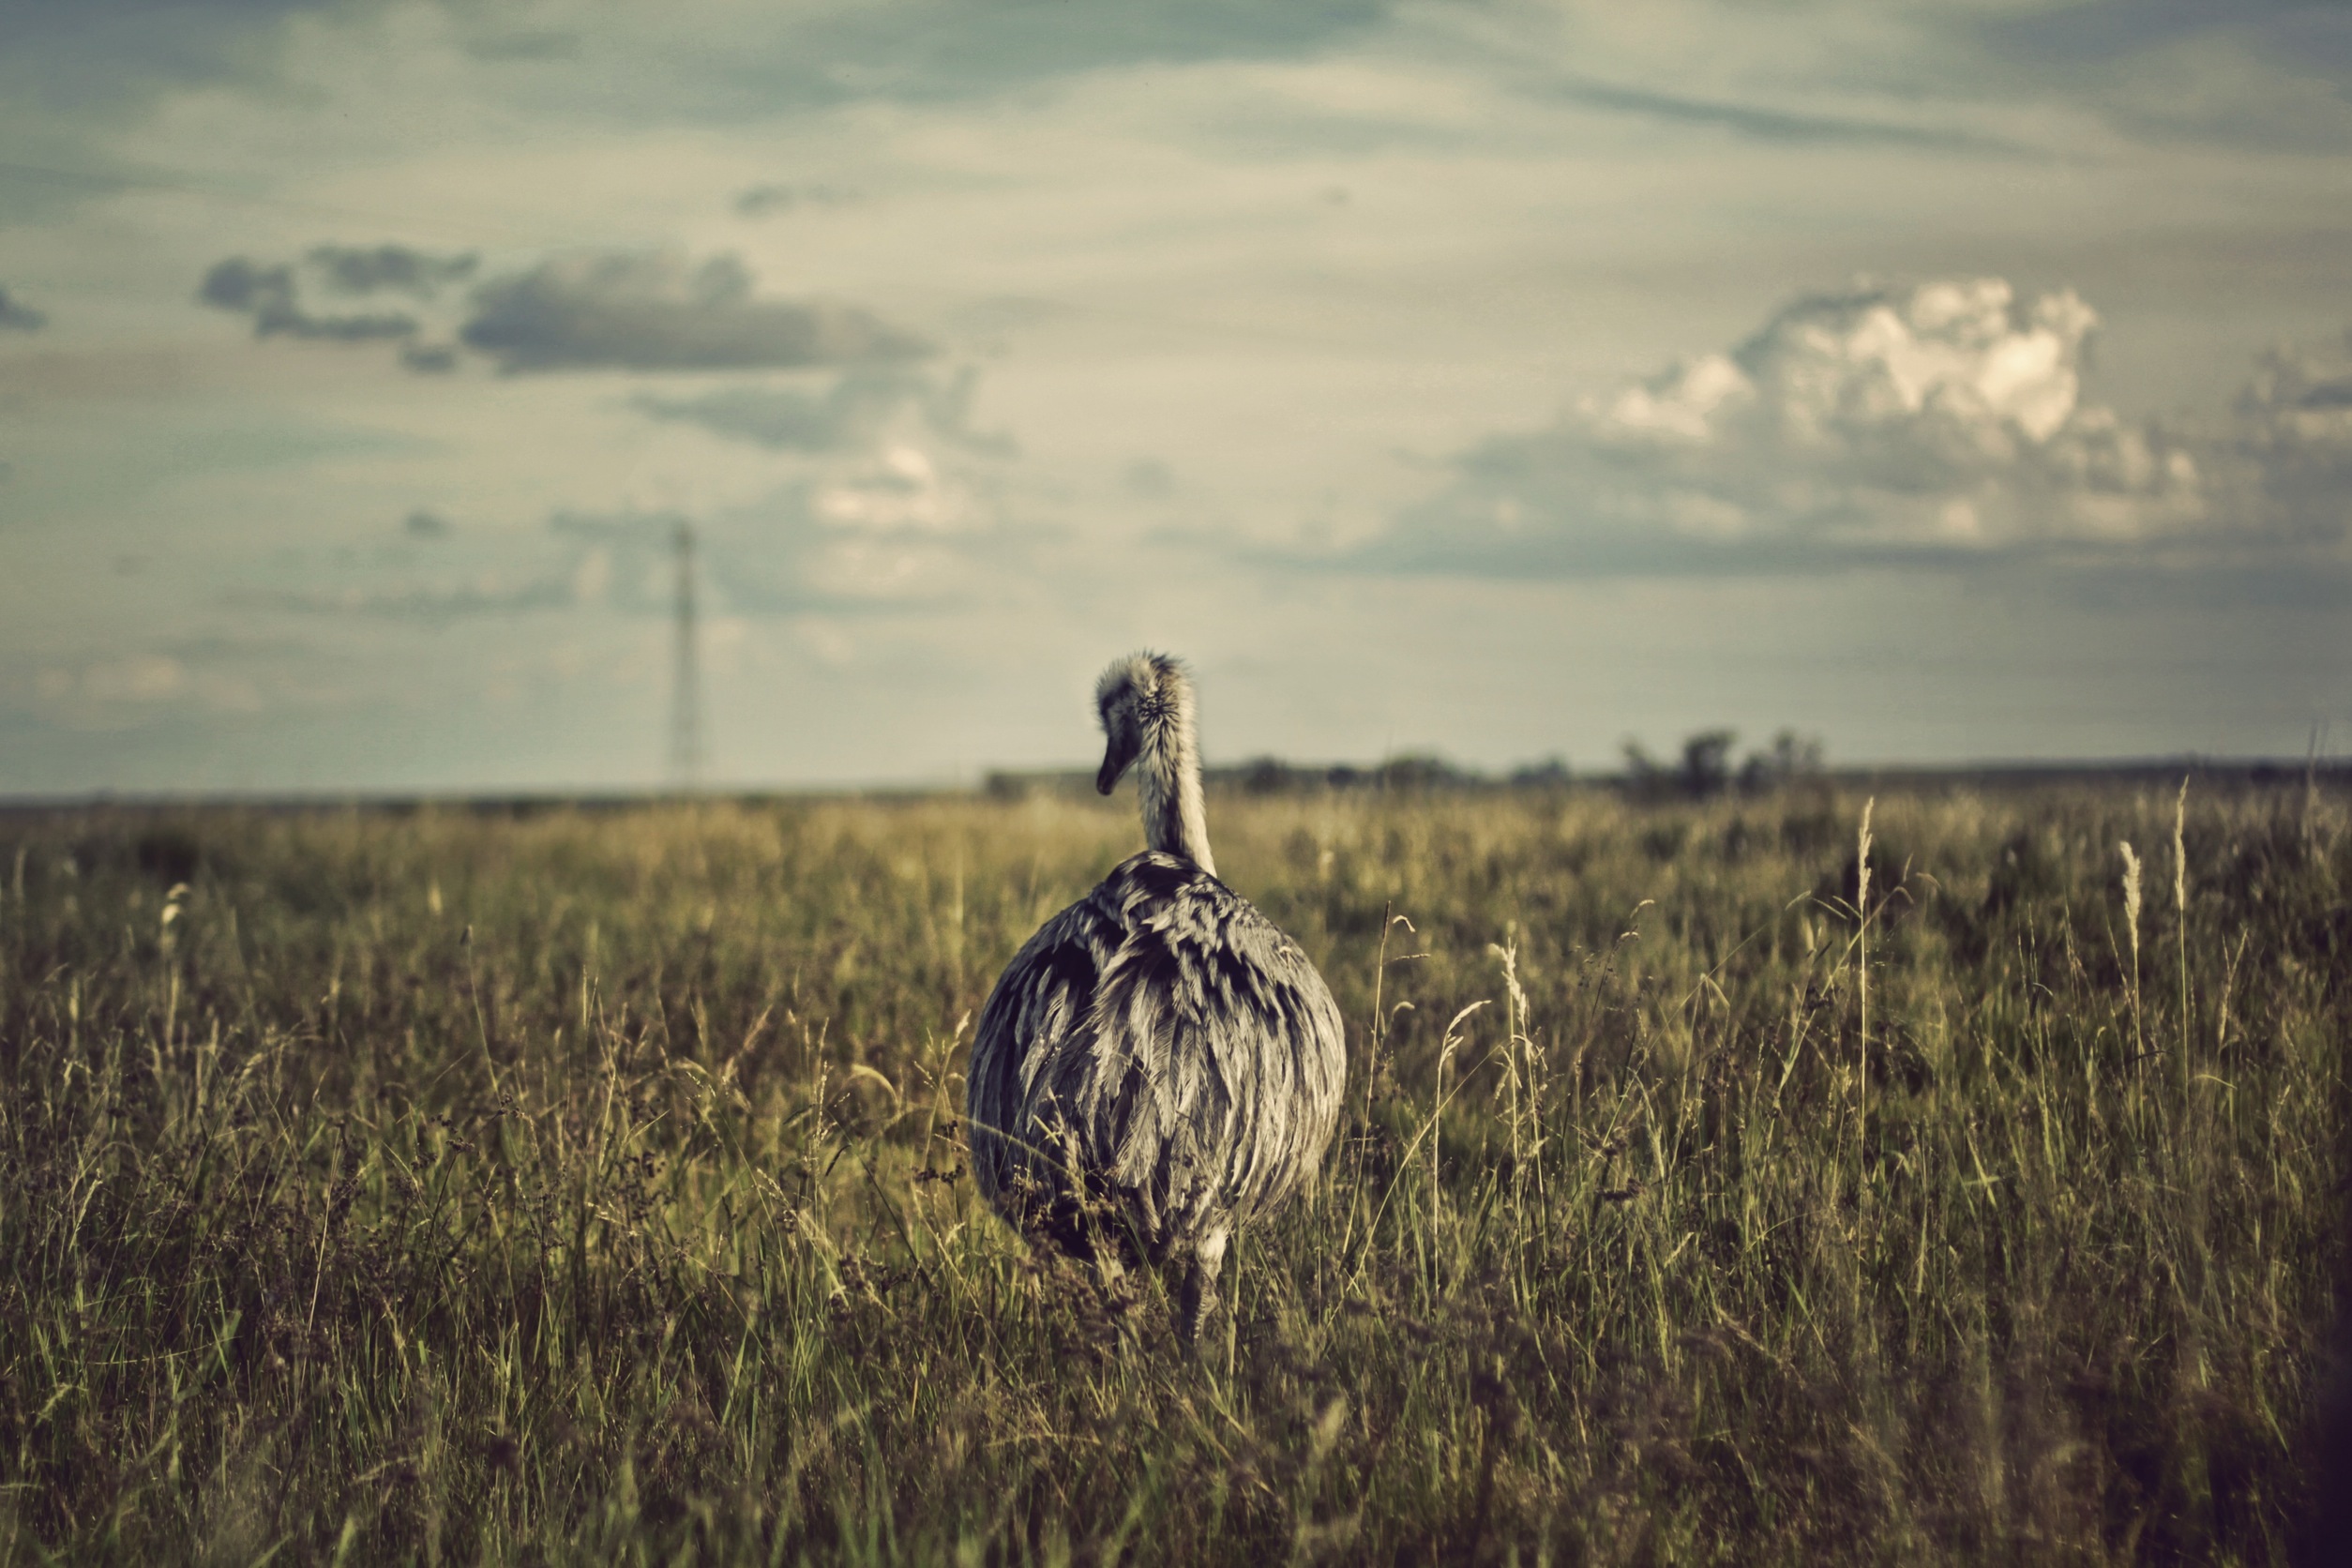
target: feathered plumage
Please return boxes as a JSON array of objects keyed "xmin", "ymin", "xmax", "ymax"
[{"xmin": 967, "ymin": 653, "xmax": 1347, "ymax": 1340}]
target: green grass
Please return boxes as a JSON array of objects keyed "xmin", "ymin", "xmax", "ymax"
[{"xmin": 0, "ymin": 781, "xmax": 2343, "ymax": 1563}]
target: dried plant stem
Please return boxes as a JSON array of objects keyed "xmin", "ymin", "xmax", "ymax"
[
  {"xmin": 1855, "ymin": 797, "xmax": 1875, "ymax": 1175},
  {"xmin": 0, "ymin": 787, "xmax": 2334, "ymax": 1563},
  {"xmin": 2174, "ymin": 777, "xmax": 2192, "ymax": 1106},
  {"xmin": 2120, "ymin": 839, "xmax": 2144, "ymax": 1063}
]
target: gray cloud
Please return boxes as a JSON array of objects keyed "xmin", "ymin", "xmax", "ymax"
[
  {"xmin": 1536, "ymin": 74, "xmax": 2018, "ymax": 154},
  {"xmin": 0, "ymin": 1, "xmax": 331, "ymax": 106},
  {"xmin": 1984, "ymin": 0, "xmax": 2352, "ymax": 71},
  {"xmin": 307, "ymin": 243, "xmax": 476, "ymax": 297},
  {"xmin": 460, "ymin": 252, "xmax": 931, "ymax": 374},
  {"xmin": 734, "ymin": 181, "xmax": 858, "ymax": 218},
  {"xmin": 231, "ymin": 575, "xmax": 578, "ymax": 624},
  {"xmin": 1972, "ymin": 0, "xmax": 2352, "ymax": 150},
  {"xmin": 487, "ymin": 0, "xmax": 1394, "ymax": 128},
  {"xmin": 634, "ymin": 366, "xmax": 1011, "ymax": 455},
  {"xmin": 0, "ymin": 285, "xmax": 44, "ymax": 330},
  {"xmin": 462, "ymin": 28, "xmax": 582, "ymax": 63},
  {"xmin": 2233, "ymin": 329, "xmax": 2352, "ymax": 540},
  {"xmin": 192, "ymin": 246, "xmax": 923, "ymax": 378},
  {"xmin": 198, "ymin": 256, "xmax": 417, "ymax": 341},
  {"xmin": 636, "ymin": 373, "xmax": 918, "ymax": 453},
  {"xmin": 547, "ymin": 507, "xmax": 684, "ymax": 542},
  {"xmin": 2, "ymin": 0, "xmax": 1393, "ymax": 142},
  {"xmin": 1123, "ymin": 458, "xmax": 1176, "ymax": 498},
  {"xmin": 1335, "ymin": 277, "xmax": 2345, "ymax": 584}
]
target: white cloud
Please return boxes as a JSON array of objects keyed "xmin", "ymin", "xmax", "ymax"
[
  {"xmin": 1359, "ymin": 276, "xmax": 2326, "ymax": 576},
  {"xmin": 1590, "ymin": 278, "xmax": 2199, "ymax": 544},
  {"xmin": 29, "ymin": 652, "xmax": 266, "ymax": 728},
  {"xmin": 813, "ymin": 445, "xmax": 971, "ymax": 533},
  {"xmin": 626, "ymin": 366, "xmax": 1026, "ymax": 610},
  {"xmin": 9, "ymin": 1, "xmax": 2352, "ymax": 790},
  {"xmin": 53, "ymin": 654, "xmax": 185, "ymax": 704}
]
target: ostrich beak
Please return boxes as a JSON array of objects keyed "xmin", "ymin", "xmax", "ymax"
[{"xmin": 1096, "ymin": 733, "xmax": 1138, "ymax": 794}]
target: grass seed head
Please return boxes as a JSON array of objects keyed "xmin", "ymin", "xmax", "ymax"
[
  {"xmin": 2119, "ymin": 840, "xmax": 2143, "ymax": 934},
  {"xmin": 2173, "ymin": 777, "xmax": 2189, "ymax": 915},
  {"xmin": 1855, "ymin": 797, "xmax": 1875, "ymax": 915}
]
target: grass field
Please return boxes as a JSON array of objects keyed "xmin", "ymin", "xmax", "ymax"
[{"xmin": 0, "ymin": 779, "xmax": 2344, "ymax": 1564}]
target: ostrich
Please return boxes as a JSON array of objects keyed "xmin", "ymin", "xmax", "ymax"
[{"xmin": 967, "ymin": 653, "xmax": 1347, "ymax": 1344}]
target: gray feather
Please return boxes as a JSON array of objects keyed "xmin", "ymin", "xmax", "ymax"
[
  {"xmin": 967, "ymin": 656, "xmax": 1347, "ymax": 1314},
  {"xmin": 969, "ymin": 852, "xmax": 1347, "ymax": 1263}
]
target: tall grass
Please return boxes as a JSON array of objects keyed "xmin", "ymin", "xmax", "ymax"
[{"xmin": 0, "ymin": 780, "xmax": 2342, "ymax": 1563}]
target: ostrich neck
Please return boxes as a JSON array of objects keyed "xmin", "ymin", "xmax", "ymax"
[{"xmin": 1138, "ymin": 722, "xmax": 1215, "ymax": 877}]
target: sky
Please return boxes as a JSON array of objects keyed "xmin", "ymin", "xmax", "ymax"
[{"xmin": 2, "ymin": 0, "xmax": 2349, "ymax": 794}]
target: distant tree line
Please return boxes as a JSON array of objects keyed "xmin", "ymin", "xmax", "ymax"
[
  {"xmin": 982, "ymin": 730, "xmax": 1826, "ymax": 801},
  {"xmin": 1620, "ymin": 728, "xmax": 1827, "ymax": 800}
]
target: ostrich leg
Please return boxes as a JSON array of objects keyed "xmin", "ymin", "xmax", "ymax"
[{"xmin": 1179, "ymin": 1229, "xmax": 1230, "ymax": 1347}]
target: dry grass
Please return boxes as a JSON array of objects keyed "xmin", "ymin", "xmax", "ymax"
[{"xmin": 0, "ymin": 779, "xmax": 2344, "ymax": 1563}]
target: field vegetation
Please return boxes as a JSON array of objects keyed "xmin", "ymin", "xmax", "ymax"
[{"xmin": 0, "ymin": 778, "xmax": 2344, "ymax": 1563}]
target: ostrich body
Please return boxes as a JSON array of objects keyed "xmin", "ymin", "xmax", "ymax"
[{"xmin": 967, "ymin": 653, "xmax": 1347, "ymax": 1341}]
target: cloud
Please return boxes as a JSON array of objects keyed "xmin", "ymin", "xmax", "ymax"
[
  {"xmin": 634, "ymin": 366, "xmax": 1012, "ymax": 455},
  {"xmin": 458, "ymin": 251, "xmax": 931, "ymax": 373},
  {"xmin": 216, "ymin": 505, "xmax": 649, "ymax": 628},
  {"xmin": 29, "ymin": 651, "xmax": 264, "ymax": 722},
  {"xmin": 1338, "ymin": 276, "xmax": 2311, "ymax": 580},
  {"xmin": 635, "ymin": 372, "xmax": 922, "ymax": 454},
  {"xmin": 193, "ymin": 246, "xmax": 921, "ymax": 378},
  {"xmin": 1984, "ymin": 0, "xmax": 2345, "ymax": 66},
  {"xmin": 1974, "ymin": 1, "xmax": 2352, "ymax": 151},
  {"xmin": 462, "ymin": 28, "xmax": 582, "ymax": 63},
  {"xmin": 198, "ymin": 256, "xmax": 419, "ymax": 342},
  {"xmin": 0, "ymin": 0, "xmax": 1393, "ymax": 144},
  {"xmin": 0, "ymin": 285, "xmax": 44, "ymax": 330},
  {"xmin": 635, "ymin": 364, "xmax": 1030, "ymax": 606},
  {"xmin": 233, "ymin": 576, "xmax": 579, "ymax": 623},
  {"xmin": 544, "ymin": 504, "xmax": 927, "ymax": 617},
  {"xmin": 805, "ymin": 444, "xmax": 980, "ymax": 534},
  {"xmin": 0, "ymin": 1, "xmax": 329, "ymax": 128},
  {"xmin": 624, "ymin": 359, "xmax": 1028, "ymax": 611},
  {"xmin": 553, "ymin": 395, "xmax": 1026, "ymax": 614},
  {"xmin": 184, "ymin": 350, "xmax": 983, "ymax": 639},
  {"xmin": 1537, "ymin": 74, "xmax": 2017, "ymax": 154},
  {"xmin": 734, "ymin": 181, "xmax": 859, "ymax": 218},
  {"xmin": 307, "ymin": 243, "xmax": 476, "ymax": 297},
  {"xmin": 2232, "ymin": 328, "xmax": 2352, "ymax": 537},
  {"xmin": 624, "ymin": 363, "xmax": 1026, "ymax": 613},
  {"xmin": 40, "ymin": 654, "xmax": 185, "ymax": 705},
  {"xmin": 1124, "ymin": 458, "xmax": 1176, "ymax": 498}
]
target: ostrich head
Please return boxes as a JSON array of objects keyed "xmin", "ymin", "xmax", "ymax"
[
  {"xmin": 1093, "ymin": 651, "xmax": 1184, "ymax": 794},
  {"xmin": 1093, "ymin": 652, "xmax": 1214, "ymax": 873}
]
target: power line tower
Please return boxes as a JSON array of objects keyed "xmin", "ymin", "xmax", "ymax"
[{"xmin": 669, "ymin": 520, "xmax": 702, "ymax": 792}]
